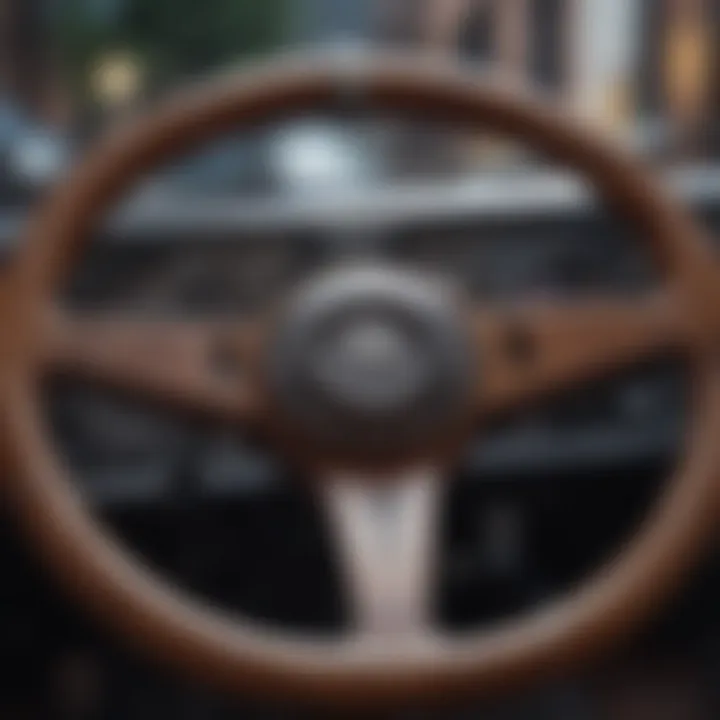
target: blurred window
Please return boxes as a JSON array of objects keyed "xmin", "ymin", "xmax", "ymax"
[{"xmin": 0, "ymin": 0, "xmax": 717, "ymax": 206}]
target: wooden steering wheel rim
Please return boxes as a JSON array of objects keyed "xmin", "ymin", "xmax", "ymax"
[{"xmin": 2, "ymin": 53, "xmax": 719, "ymax": 709}]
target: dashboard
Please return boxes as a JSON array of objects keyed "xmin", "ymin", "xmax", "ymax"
[{"xmin": 21, "ymin": 167, "xmax": 714, "ymax": 507}]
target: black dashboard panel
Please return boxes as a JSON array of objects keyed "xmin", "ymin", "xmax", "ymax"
[
  {"xmin": 389, "ymin": 216, "xmax": 656, "ymax": 300},
  {"xmin": 0, "ymin": 168, "xmax": 711, "ymax": 505},
  {"xmin": 33, "ymin": 177, "xmax": 712, "ymax": 504}
]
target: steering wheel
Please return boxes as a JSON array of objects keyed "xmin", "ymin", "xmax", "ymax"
[{"xmin": 2, "ymin": 53, "xmax": 720, "ymax": 710}]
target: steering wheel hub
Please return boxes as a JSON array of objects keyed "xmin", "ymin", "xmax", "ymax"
[{"xmin": 266, "ymin": 265, "xmax": 474, "ymax": 460}]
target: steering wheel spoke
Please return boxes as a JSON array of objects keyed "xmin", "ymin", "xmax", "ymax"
[
  {"xmin": 41, "ymin": 309, "xmax": 265, "ymax": 424},
  {"xmin": 321, "ymin": 469, "xmax": 441, "ymax": 638},
  {"xmin": 474, "ymin": 292, "xmax": 692, "ymax": 419}
]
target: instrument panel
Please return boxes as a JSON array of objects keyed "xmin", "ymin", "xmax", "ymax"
[
  {"xmin": 65, "ymin": 234, "xmax": 322, "ymax": 314},
  {"xmin": 66, "ymin": 214, "xmax": 658, "ymax": 314},
  {"xmin": 47, "ymin": 207, "xmax": 687, "ymax": 505},
  {"xmin": 389, "ymin": 220, "xmax": 656, "ymax": 300}
]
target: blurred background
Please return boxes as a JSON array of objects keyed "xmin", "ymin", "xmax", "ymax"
[
  {"xmin": 0, "ymin": 0, "xmax": 719, "ymax": 199},
  {"xmin": 1, "ymin": 1, "xmax": 720, "ymax": 718}
]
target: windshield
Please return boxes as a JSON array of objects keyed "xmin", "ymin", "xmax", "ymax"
[{"xmin": 0, "ymin": 0, "xmax": 717, "ymax": 203}]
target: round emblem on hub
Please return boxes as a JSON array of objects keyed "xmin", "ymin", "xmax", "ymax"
[
  {"xmin": 266, "ymin": 265, "xmax": 474, "ymax": 461},
  {"xmin": 310, "ymin": 316, "xmax": 432, "ymax": 414}
]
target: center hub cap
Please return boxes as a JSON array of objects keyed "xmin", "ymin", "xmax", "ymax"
[
  {"xmin": 311, "ymin": 316, "xmax": 431, "ymax": 412},
  {"xmin": 267, "ymin": 265, "xmax": 474, "ymax": 460}
]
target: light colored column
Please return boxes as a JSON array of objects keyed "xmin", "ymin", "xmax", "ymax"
[
  {"xmin": 496, "ymin": 0, "xmax": 529, "ymax": 84},
  {"xmin": 422, "ymin": 0, "xmax": 473, "ymax": 52},
  {"xmin": 663, "ymin": 0, "xmax": 712, "ymax": 155},
  {"xmin": 566, "ymin": 0, "xmax": 643, "ymax": 140}
]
